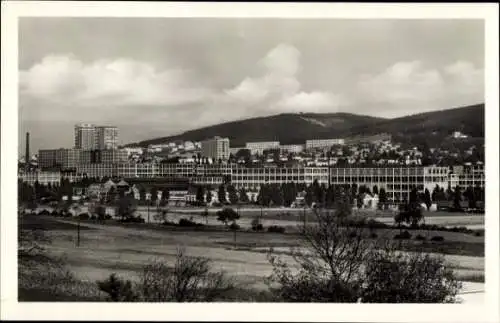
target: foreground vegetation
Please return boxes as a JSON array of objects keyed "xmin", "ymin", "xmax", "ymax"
[{"xmin": 19, "ymin": 187, "xmax": 474, "ymax": 303}]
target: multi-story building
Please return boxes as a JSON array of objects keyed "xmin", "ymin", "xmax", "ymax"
[
  {"xmin": 329, "ymin": 166, "xmax": 448, "ymax": 203},
  {"xmin": 81, "ymin": 149, "xmax": 128, "ymax": 164},
  {"xmin": 76, "ymin": 164, "xmax": 118, "ymax": 179},
  {"xmin": 279, "ymin": 144, "xmax": 305, "ymax": 154},
  {"xmin": 74, "ymin": 123, "xmax": 96, "ymax": 150},
  {"xmin": 451, "ymin": 163, "xmax": 485, "ymax": 189},
  {"xmin": 201, "ymin": 136, "xmax": 230, "ymax": 161},
  {"xmin": 38, "ymin": 148, "xmax": 82, "ymax": 170},
  {"xmin": 19, "ymin": 171, "xmax": 61, "ymax": 186},
  {"xmin": 245, "ymin": 141, "xmax": 280, "ymax": 155},
  {"xmin": 305, "ymin": 138, "xmax": 345, "ymax": 150},
  {"xmin": 95, "ymin": 126, "xmax": 119, "ymax": 150}
]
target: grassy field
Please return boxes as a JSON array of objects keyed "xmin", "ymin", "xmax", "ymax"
[{"xmin": 18, "ymin": 214, "xmax": 485, "ymax": 301}]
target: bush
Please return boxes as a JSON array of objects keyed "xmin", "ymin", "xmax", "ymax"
[
  {"xmin": 367, "ymin": 218, "xmax": 389, "ymax": 229},
  {"xmin": 369, "ymin": 232, "xmax": 378, "ymax": 239},
  {"xmin": 178, "ymin": 218, "xmax": 203, "ymax": 227},
  {"xmin": 120, "ymin": 216, "xmax": 145, "ymax": 223},
  {"xmin": 51, "ymin": 210, "xmax": 59, "ymax": 216},
  {"xmin": 104, "ymin": 214, "xmax": 112, "ymax": 220},
  {"xmin": 251, "ymin": 218, "xmax": 264, "ymax": 231},
  {"xmin": 161, "ymin": 220, "xmax": 177, "ymax": 226},
  {"xmin": 229, "ymin": 222, "xmax": 241, "ymax": 230},
  {"xmin": 139, "ymin": 249, "xmax": 234, "ymax": 301},
  {"xmin": 362, "ymin": 249, "xmax": 462, "ymax": 303},
  {"xmin": 430, "ymin": 236, "xmax": 445, "ymax": 242},
  {"xmin": 415, "ymin": 234, "xmax": 427, "ymax": 241},
  {"xmin": 212, "ymin": 202, "xmax": 222, "ymax": 207},
  {"xmin": 394, "ymin": 230, "xmax": 412, "ymax": 240},
  {"xmin": 78, "ymin": 213, "xmax": 90, "ymax": 220},
  {"xmin": 474, "ymin": 230, "xmax": 484, "ymax": 237},
  {"xmin": 90, "ymin": 215, "xmax": 97, "ymax": 220},
  {"xmin": 348, "ymin": 231, "xmax": 358, "ymax": 238},
  {"xmin": 97, "ymin": 273, "xmax": 139, "ymax": 302},
  {"xmin": 268, "ymin": 225, "xmax": 286, "ymax": 234},
  {"xmin": 38, "ymin": 210, "xmax": 50, "ymax": 216}
]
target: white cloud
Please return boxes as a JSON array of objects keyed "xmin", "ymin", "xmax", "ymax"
[
  {"xmin": 275, "ymin": 91, "xmax": 348, "ymax": 112},
  {"xmin": 20, "ymin": 54, "xmax": 213, "ymax": 107},
  {"xmin": 358, "ymin": 61, "xmax": 444, "ymax": 102},
  {"xmin": 357, "ymin": 60, "xmax": 484, "ymax": 105}
]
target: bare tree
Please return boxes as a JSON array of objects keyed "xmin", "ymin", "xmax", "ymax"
[{"xmin": 139, "ymin": 248, "xmax": 234, "ymax": 302}]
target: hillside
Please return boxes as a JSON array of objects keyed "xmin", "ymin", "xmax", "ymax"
[
  {"xmin": 130, "ymin": 113, "xmax": 385, "ymax": 147},
  {"xmin": 128, "ymin": 103, "xmax": 484, "ymax": 149},
  {"xmin": 346, "ymin": 103, "xmax": 485, "ymax": 148}
]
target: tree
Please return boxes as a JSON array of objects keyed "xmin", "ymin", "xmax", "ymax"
[
  {"xmin": 216, "ymin": 207, "xmax": 240, "ymax": 227},
  {"xmin": 267, "ymin": 194, "xmax": 462, "ymax": 303},
  {"xmin": 378, "ymin": 188, "xmax": 387, "ymax": 210},
  {"xmin": 239, "ymin": 187, "xmax": 249, "ymax": 204},
  {"xmin": 257, "ymin": 184, "xmax": 271, "ymax": 207},
  {"xmin": 227, "ymin": 185, "xmax": 239, "ymax": 205},
  {"xmin": 139, "ymin": 248, "xmax": 234, "ymax": 301},
  {"xmin": 150, "ymin": 187, "xmax": 158, "ymax": 206},
  {"xmin": 464, "ymin": 186, "xmax": 476, "ymax": 209},
  {"xmin": 304, "ymin": 185, "xmax": 314, "ymax": 207},
  {"xmin": 196, "ymin": 186, "xmax": 205, "ymax": 205},
  {"xmin": 452, "ymin": 185, "xmax": 462, "ymax": 211},
  {"xmin": 139, "ymin": 187, "xmax": 147, "ymax": 203},
  {"xmin": 362, "ymin": 247, "xmax": 461, "ymax": 303},
  {"xmin": 423, "ymin": 188, "xmax": 432, "ymax": 211},
  {"xmin": 372, "ymin": 185, "xmax": 379, "ymax": 196},
  {"xmin": 218, "ymin": 185, "xmax": 227, "ymax": 204},
  {"xmin": 205, "ymin": 190, "xmax": 213, "ymax": 205},
  {"xmin": 97, "ymin": 273, "xmax": 139, "ymax": 302},
  {"xmin": 270, "ymin": 184, "xmax": 283, "ymax": 206},
  {"xmin": 117, "ymin": 194, "xmax": 136, "ymax": 220}
]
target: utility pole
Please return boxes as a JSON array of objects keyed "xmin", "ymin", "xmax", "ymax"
[{"xmin": 76, "ymin": 216, "xmax": 81, "ymax": 247}]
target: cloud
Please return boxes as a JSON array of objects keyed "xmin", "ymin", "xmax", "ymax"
[
  {"xmin": 223, "ymin": 43, "xmax": 344, "ymax": 115},
  {"xmin": 357, "ymin": 60, "xmax": 484, "ymax": 104},
  {"xmin": 275, "ymin": 91, "xmax": 348, "ymax": 112},
  {"xmin": 19, "ymin": 54, "xmax": 213, "ymax": 107}
]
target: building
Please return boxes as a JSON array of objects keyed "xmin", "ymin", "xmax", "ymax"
[
  {"xmin": 245, "ymin": 141, "xmax": 280, "ymax": 155},
  {"xmin": 305, "ymin": 138, "xmax": 345, "ymax": 150},
  {"xmin": 279, "ymin": 144, "xmax": 305, "ymax": 154},
  {"xmin": 230, "ymin": 147, "xmax": 246, "ymax": 155},
  {"xmin": 201, "ymin": 136, "xmax": 230, "ymax": 161},
  {"xmin": 81, "ymin": 149, "xmax": 128, "ymax": 164},
  {"xmin": 451, "ymin": 163, "xmax": 485, "ymax": 189},
  {"xmin": 95, "ymin": 126, "xmax": 119, "ymax": 150},
  {"xmin": 74, "ymin": 123, "xmax": 96, "ymax": 150},
  {"xmin": 38, "ymin": 148, "xmax": 82, "ymax": 170},
  {"xmin": 19, "ymin": 171, "xmax": 61, "ymax": 186}
]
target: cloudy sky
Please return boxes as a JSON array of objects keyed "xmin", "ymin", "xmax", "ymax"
[{"xmin": 18, "ymin": 18, "xmax": 484, "ymax": 153}]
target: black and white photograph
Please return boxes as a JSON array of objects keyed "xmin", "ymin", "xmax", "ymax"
[{"xmin": 1, "ymin": 2, "xmax": 499, "ymax": 322}]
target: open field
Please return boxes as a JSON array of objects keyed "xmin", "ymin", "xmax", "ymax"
[{"xmin": 19, "ymin": 214, "xmax": 484, "ymax": 302}]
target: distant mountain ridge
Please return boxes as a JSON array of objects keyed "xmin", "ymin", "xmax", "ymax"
[{"xmin": 127, "ymin": 103, "xmax": 484, "ymax": 149}]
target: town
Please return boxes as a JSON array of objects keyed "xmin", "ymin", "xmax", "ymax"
[{"xmin": 19, "ymin": 123, "xmax": 485, "ymax": 214}]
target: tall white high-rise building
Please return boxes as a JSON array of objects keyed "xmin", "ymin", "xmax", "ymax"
[
  {"xmin": 201, "ymin": 136, "xmax": 230, "ymax": 161},
  {"xmin": 95, "ymin": 126, "xmax": 119, "ymax": 150},
  {"xmin": 74, "ymin": 123, "xmax": 96, "ymax": 150},
  {"xmin": 74, "ymin": 123, "xmax": 119, "ymax": 150}
]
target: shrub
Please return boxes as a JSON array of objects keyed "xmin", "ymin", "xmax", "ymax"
[
  {"xmin": 78, "ymin": 213, "xmax": 90, "ymax": 220},
  {"xmin": 178, "ymin": 218, "xmax": 203, "ymax": 227},
  {"xmin": 216, "ymin": 208, "xmax": 240, "ymax": 227},
  {"xmin": 367, "ymin": 218, "xmax": 389, "ymax": 229},
  {"xmin": 430, "ymin": 236, "xmax": 445, "ymax": 242},
  {"xmin": 104, "ymin": 214, "xmax": 112, "ymax": 220},
  {"xmin": 267, "ymin": 225, "xmax": 286, "ymax": 234},
  {"xmin": 348, "ymin": 231, "xmax": 358, "ymax": 238},
  {"xmin": 139, "ymin": 249, "xmax": 234, "ymax": 301},
  {"xmin": 251, "ymin": 218, "xmax": 264, "ymax": 231},
  {"xmin": 369, "ymin": 232, "xmax": 378, "ymax": 239},
  {"xmin": 38, "ymin": 210, "xmax": 50, "ymax": 216},
  {"xmin": 161, "ymin": 220, "xmax": 177, "ymax": 226},
  {"xmin": 229, "ymin": 222, "xmax": 241, "ymax": 231},
  {"xmin": 474, "ymin": 230, "xmax": 484, "ymax": 237},
  {"xmin": 97, "ymin": 273, "xmax": 139, "ymax": 302},
  {"xmin": 90, "ymin": 215, "xmax": 97, "ymax": 220},
  {"xmin": 51, "ymin": 210, "xmax": 59, "ymax": 216},
  {"xmin": 362, "ymin": 249, "xmax": 462, "ymax": 303},
  {"xmin": 415, "ymin": 234, "xmax": 427, "ymax": 241},
  {"xmin": 394, "ymin": 230, "xmax": 412, "ymax": 240}
]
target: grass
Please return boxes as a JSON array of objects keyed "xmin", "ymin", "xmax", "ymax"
[{"xmin": 18, "ymin": 214, "xmax": 484, "ymax": 301}]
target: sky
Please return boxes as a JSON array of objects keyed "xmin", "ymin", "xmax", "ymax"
[{"xmin": 18, "ymin": 18, "xmax": 485, "ymax": 153}]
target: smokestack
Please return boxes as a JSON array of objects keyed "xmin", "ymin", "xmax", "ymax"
[{"xmin": 25, "ymin": 132, "xmax": 30, "ymax": 171}]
